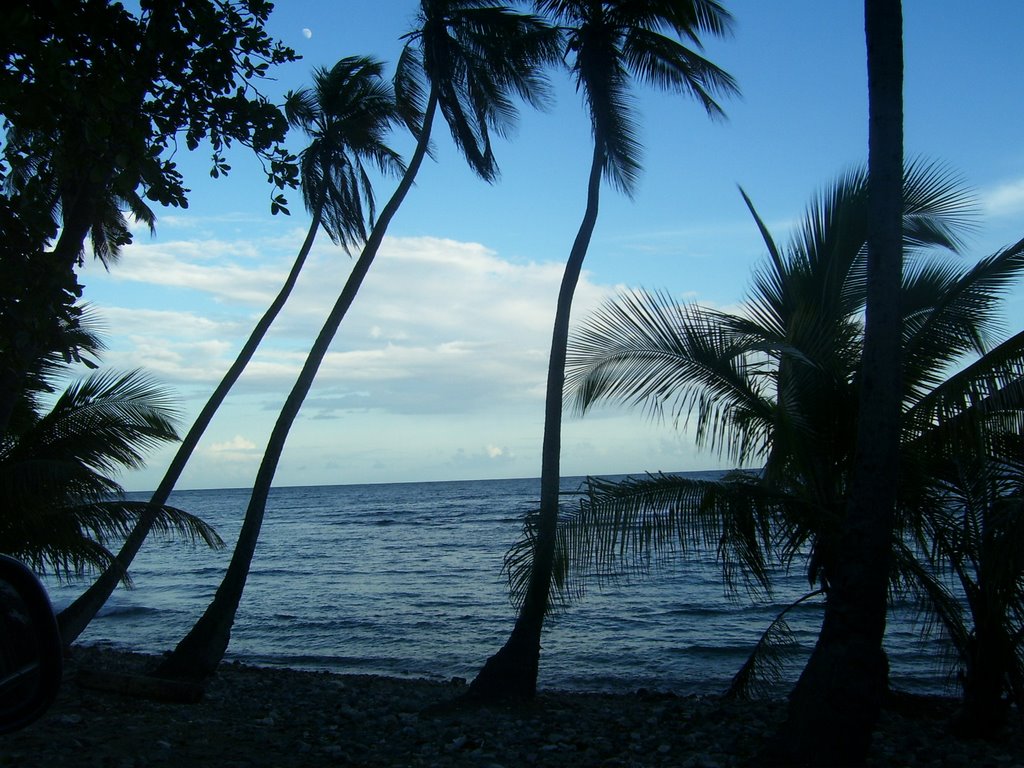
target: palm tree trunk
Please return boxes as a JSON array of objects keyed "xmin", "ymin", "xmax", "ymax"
[
  {"xmin": 767, "ymin": 2, "xmax": 903, "ymax": 764},
  {"xmin": 154, "ymin": 90, "xmax": 439, "ymax": 681},
  {"xmin": 957, "ymin": 612, "xmax": 1012, "ymax": 737},
  {"xmin": 468, "ymin": 142, "xmax": 605, "ymax": 701},
  {"xmin": 56, "ymin": 199, "xmax": 328, "ymax": 647}
]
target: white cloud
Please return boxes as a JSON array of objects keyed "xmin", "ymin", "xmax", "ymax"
[
  {"xmin": 87, "ymin": 233, "xmax": 614, "ymax": 419},
  {"xmin": 201, "ymin": 435, "xmax": 261, "ymax": 468},
  {"xmin": 85, "ymin": 231, "xmax": 666, "ymax": 490},
  {"xmin": 92, "ymin": 238, "xmax": 295, "ymax": 305},
  {"xmin": 982, "ymin": 179, "xmax": 1024, "ymax": 218},
  {"xmin": 210, "ymin": 435, "xmax": 257, "ymax": 452}
]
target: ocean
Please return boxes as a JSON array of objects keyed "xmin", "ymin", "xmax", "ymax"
[{"xmin": 46, "ymin": 473, "xmax": 955, "ymax": 696}]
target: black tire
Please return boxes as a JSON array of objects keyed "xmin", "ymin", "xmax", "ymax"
[{"xmin": 0, "ymin": 554, "xmax": 63, "ymax": 733}]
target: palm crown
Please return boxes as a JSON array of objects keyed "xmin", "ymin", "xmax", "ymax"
[
  {"xmin": 396, "ymin": 0, "xmax": 561, "ymax": 182},
  {"xmin": 548, "ymin": 163, "xmax": 1024, "ymax": 698},
  {"xmin": 538, "ymin": 0, "xmax": 737, "ymax": 195},
  {"xmin": 285, "ymin": 56, "xmax": 405, "ymax": 254},
  {"xmin": 0, "ymin": 312, "xmax": 221, "ymax": 580}
]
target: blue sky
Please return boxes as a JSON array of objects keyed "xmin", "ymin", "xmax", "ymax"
[{"xmin": 76, "ymin": 1, "xmax": 1024, "ymax": 490}]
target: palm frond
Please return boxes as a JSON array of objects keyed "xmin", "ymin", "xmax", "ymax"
[
  {"xmin": 542, "ymin": 0, "xmax": 735, "ymax": 197},
  {"xmin": 409, "ymin": 1, "xmax": 559, "ymax": 183},
  {"xmin": 622, "ymin": 26, "xmax": 737, "ymax": 119},
  {"xmin": 15, "ymin": 369, "xmax": 180, "ymax": 476},
  {"xmin": 726, "ymin": 589, "xmax": 824, "ymax": 700},
  {"xmin": 905, "ymin": 326, "xmax": 1024, "ymax": 450},
  {"xmin": 901, "ymin": 159, "xmax": 978, "ymax": 254},
  {"xmin": 291, "ymin": 55, "xmax": 405, "ymax": 253},
  {"xmin": 6, "ymin": 500, "xmax": 223, "ymax": 584},
  {"xmin": 573, "ymin": 472, "xmax": 777, "ymax": 596},
  {"xmin": 503, "ymin": 494, "xmax": 585, "ymax": 615},
  {"xmin": 567, "ymin": 289, "xmax": 775, "ymax": 464},
  {"xmin": 503, "ymin": 472, "xmax": 782, "ymax": 614},
  {"xmin": 0, "ymin": 365, "xmax": 221, "ymax": 582},
  {"xmin": 903, "ymin": 237, "xmax": 1024, "ymax": 405}
]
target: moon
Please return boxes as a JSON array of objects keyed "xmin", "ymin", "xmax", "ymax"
[{"xmin": 302, "ymin": 28, "xmax": 312, "ymax": 39}]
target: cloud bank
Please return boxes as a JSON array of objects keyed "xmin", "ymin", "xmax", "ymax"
[{"xmin": 80, "ymin": 230, "xmax": 706, "ymax": 489}]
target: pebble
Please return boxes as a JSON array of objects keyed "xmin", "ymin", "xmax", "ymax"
[{"xmin": 2, "ymin": 646, "xmax": 1021, "ymax": 768}]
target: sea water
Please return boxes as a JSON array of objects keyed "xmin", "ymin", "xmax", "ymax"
[{"xmin": 45, "ymin": 473, "xmax": 956, "ymax": 696}]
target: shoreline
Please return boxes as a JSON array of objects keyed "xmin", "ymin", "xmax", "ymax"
[{"xmin": 2, "ymin": 646, "xmax": 1022, "ymax": 767}]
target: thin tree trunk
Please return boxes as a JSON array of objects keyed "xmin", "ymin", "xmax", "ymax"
[
  {"xmin": 468, "ymin": 142, "xmax": 605, "ymax": 702},
  {"xmin": 767, "ymin": 2, "xmax": 903, "ymax": 765},
  {"xmin": 154, "ymin": 90, "xmax": 439, "ymax": 681},
  {"xmin": 56, "ymin": 200, "xmax": 327, "ymax": 647}
]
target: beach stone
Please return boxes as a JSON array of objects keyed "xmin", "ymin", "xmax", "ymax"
[
  {"xmin": 4, "ymin": 646, "xmax": 1022, "ymax": 768},
  {"xmin": 448, "ymin": 734, "xmax": 469, "ymax": 751}
]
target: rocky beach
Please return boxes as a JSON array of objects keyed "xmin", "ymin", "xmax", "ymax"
[{"xmin": 1, "ymin": 646, "xmax": 1022, "ymax": 767}]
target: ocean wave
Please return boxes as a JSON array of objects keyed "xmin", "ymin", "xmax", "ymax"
[{"xmin": 97, "ymin": 604, "xmax": 162, "ymax": 619}]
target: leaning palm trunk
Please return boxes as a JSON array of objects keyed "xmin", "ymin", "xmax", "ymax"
[
  {"xmin": 154, "ymin": 91, "xmax": 439, "ymax": 681},
  {"xmin": 469, "ymin": 143, "xmax": 604, "ymax": 700},
  {"xmin": 770, "ymin": 1, "xmax": 904, "ymax": 764},
  {"xmin": 56, "ymin": 200, "xmax": 327, "ymax": 647}
]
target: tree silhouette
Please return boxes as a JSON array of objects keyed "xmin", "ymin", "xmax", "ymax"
[
  {"xmin": 469, "ymin": 0, "xmax": 737, "ymax": 701},
  {"xmin": 771, "ymin": 1, "xmax": 905, "ymax": 763},
  {"xmin": 57, "ymin": 56, "xmax": 404, "ymax": 646},
  {"xmin": 154, "ymin": 0, "xmax": 559, "ymax": 681}
]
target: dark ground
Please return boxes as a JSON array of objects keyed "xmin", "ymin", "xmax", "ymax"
[{"xmin": 2, "ymin": 646, "xmax": 1022, "ymax": 767}]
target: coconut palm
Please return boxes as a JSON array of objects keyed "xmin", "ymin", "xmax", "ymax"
[
  {"xmin": 153, "ymin": 1, "xmax": 559, "ymax": 681},
  {"xmin": 556, "ymin": 165, "xmax": 1024, "ymax": 711},
  {"xmin": 904, "ymin": 354, "xmax": 1024, "ymax": 735},
  {"xmin": 0, "ymin": 312, "xmax": 221, "ymax": 580},
  {"xmin": 780, "ymin": 2, "xmax": 907, "ymax": 760},
  {"xmin": 468, "ymin": 0, "xmax": 738, "ymax": 701},
  {"xmin": 56, "ymin": 56, "xmax": 405, "ymax": 647}
]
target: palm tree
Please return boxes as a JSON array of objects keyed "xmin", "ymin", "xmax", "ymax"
[
  {"xmin": 780, "ymin": 2, "xmax": 906, "ymax": 761},
  {"xmin": 0, "ymin": 128, "xmax": 158, "ymax": 442},
  {"xmin": 153, "ymin": 1, "xmax": 559, "ymax": 681},
  {"xmin": 56, "ymin": 56, "xmax": 405, "ymax": 647},
  {"xmin": 558, "ymin": 167, "xmax": 1024, "ymax": 731},
  {"xmin": 565, "ymin": 163, "xmax": 976, "ymax": 586},
  {"xmin": 467, "ymin": 0, "xmax": 738, "ymax": 701},
  {"xmin": 904, "ymin": 355, "xmax": 1024, "ymax": 735},
  {"xmin": 0, "ymin": 311, "xmax": 220, "ymax": 581}
]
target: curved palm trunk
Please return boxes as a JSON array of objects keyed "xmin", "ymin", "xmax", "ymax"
[
  {"xmin": 56, "ymin": 200, "xmax": 327, "ymax": 647},
  {"xmin": 468, "ymin": 143, "xmax": 604, "ymax": 701},
  {"xmin": 154, "ymin": 91, "xmax": 439, "ymax": 681},
  {"xmin": 769, "ymin": 2, "xmax": 903, "ymax": 764}
]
